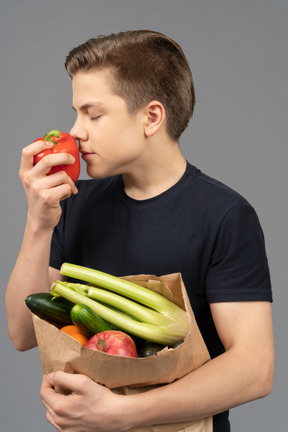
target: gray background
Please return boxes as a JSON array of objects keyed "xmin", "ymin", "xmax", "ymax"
[{"xmin": 0, "ymin": 0, "xmax": 287, "ymax": 431}]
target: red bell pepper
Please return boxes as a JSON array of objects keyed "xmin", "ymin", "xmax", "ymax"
[{"xmin": 34, "ymin": 129, "xmax": 80, "ymax": 183}]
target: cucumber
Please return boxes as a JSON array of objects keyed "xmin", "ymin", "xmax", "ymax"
[
  {"xmin": 138, "ymin": 341, "xmax": 166, "ymax": 357},
  {"xmin": 70, "ymin": 304, "xmax": 118, "ymax": 338},
  {"xmin": 25, "ymin": 293, "xmax": 74, "ymax": 328}
]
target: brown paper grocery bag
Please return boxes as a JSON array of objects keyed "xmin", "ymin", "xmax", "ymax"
[{"xmin": 33, "ymin": 273, "xmax": 212, "ymax": 432}]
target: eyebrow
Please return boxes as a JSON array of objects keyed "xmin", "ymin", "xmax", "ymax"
[{"xmin": 72, "ymin": 102, "xmax": 104, "ymax": 112}]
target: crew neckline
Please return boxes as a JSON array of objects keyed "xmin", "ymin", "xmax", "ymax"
[{"xmin": 116, "ymin": 161, "xmax": 195, "ymax": 207}]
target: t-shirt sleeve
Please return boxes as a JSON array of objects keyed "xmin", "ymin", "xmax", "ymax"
[
  {"xmin": 49, "ymin": 201, "xmax": 66, "ymax": 270},
  {"xmin": 206, "ymin": 201, "xmax": 272, "ymax": 303}
]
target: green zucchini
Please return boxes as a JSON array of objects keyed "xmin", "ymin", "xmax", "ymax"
[
  {"xmin": 138, "ymin": 340, "xmax": 166, "ymax": 357},
  {"xmin": 70, "ymin": 303, "xmax": 118, "ymax": 338},
  {"xmin": 25, "ymin": 293, "xmax": 74, "ymax": 328}
]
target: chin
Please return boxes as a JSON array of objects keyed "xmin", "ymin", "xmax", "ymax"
[{"xmin": 87, "ymin": 167, "xmax": 110, "ymax": 179}]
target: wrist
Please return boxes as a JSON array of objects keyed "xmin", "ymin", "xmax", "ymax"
[
  {"xmin": 114, "ymin": 390, "xmax": 153, "ymax": 431},
  {"xmin": 26, "ymin": 211, "xmax": 56, "ymax": 236},
  {"xmin": 23, "ymin": 215, "xmax": 55, "ymax": 254}
]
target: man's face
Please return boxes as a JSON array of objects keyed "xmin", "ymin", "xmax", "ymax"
[{"xmin": 70, "ymin": 69, "xmax": 146, "ymax": 179}]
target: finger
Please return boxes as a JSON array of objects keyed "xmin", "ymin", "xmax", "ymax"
[
  {"xmin": 46, "ymin": 409, "xmax": 61, "ymax": 431},
  {"xmin": 42, "ymin": 399, "xmax": 58, "ymax": 429},
  {"xmin": 41, "ymin": 376, "xmax": 71, "ymax": 431},
  {"xmin": 33, "ymin": 169, "xmax": 78, "ymax": 195},
  {"xmin": 21, "ymin": 141, "xmax": 54, "ymax": 172},
  {"xmin": 47, "ymin": 371, "xmax": 91, "ymax": 394},
  {"xmin": 40, "ymin": 376, "xmax": 57, "ymax": 410},
  {"xmin": 42, "ymin": 182, "xmax": 76, "ymax": 204},
  {"xmin": 33, "ymin": 152, "xmax": 76, "ymax": 176}
]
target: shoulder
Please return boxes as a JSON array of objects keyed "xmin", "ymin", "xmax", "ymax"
[
  {"xmin": 185, "ymin": 163, "xmax": 252, "ymax": 221},
  {"xmin": 188, "ymin": 163, "xmax": 245, "ymax": 202}
]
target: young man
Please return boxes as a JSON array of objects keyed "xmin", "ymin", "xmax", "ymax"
[{"xmin": 6, "ymin": 30, "xmax": 274, "ymax": 431}]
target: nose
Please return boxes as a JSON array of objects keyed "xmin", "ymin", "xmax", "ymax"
[{"xmin": 70, "ymin": 118, "xmax": 88, "ymax": 143}]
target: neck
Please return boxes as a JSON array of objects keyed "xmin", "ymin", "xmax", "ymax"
[{"xmin": 123, "ymin": 139, "xmax": 187, "ymax": 201}]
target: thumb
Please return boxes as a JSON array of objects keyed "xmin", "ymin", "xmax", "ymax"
[
  {"xmin": 47, "ymin": 371, "xmax": 89, "ymax": 394},
  {"xmin": 46, "ymin": 372, "xmax": 55, "ymax": 385}
]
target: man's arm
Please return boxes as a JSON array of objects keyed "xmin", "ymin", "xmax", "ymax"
[
  {"xmin": 5, "ymin": 229, "xmax": 61, "ymax": 351},
  {"xmin": 123, "ymin": 301, "xmax": 274, "ymax": 427},
  {"xmin": 5, "ymin": 140, "xmax": 77, "ymax": 351},
  {"xmin": 40, "ymin": 300, "xmax": 274, "ymax": 431}
]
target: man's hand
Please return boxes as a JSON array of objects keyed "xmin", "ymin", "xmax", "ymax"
[
  {"xmin": 40, "ymin": 372, "xmax": 127, "ymax": 432},
  {"xmin": 19, "ymin": 140, "xmax": 78, "ymax": 231}
]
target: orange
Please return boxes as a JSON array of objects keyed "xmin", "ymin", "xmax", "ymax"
[
  {"xmin": 60, "ymin": 325, "xmax": 89, "ymax": 347},
  {"xmin": 60, "ymin": 325, "xmax": 80, "ymax": 335},
  {"xmin": 70, "ymin": 333, "xmax": 89, "ymax": 346}
]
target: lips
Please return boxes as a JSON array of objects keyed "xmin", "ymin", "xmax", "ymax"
[{"xmin": 80, "ymin": 151, "xmax": 95, "ymax": 161}]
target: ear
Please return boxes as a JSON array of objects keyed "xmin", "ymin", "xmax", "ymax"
[{"xmin": 144, "ymin": 101, "xmax": 166, "ymax": 137}]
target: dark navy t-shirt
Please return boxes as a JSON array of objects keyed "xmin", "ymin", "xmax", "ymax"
[{"xmin": 50, "ymin": 162, "xmax": 272, "ymax": 431}]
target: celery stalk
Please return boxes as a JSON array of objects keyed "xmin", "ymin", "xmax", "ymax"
[
  {"xmin": 51, "ymin": 281, "xmax": 188, "ymax": 345},
  {"xmin": 57, "ymin": 263, "xmax": 190, "ymax": 345},
  {"xmin": 87, "ymin": 287, "xmax": 173, "ymax": 326},
  {"xmin": 60, "ymin": 263, "xmax": 188, "ymax": 323}
]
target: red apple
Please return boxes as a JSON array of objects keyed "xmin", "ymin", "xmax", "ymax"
[{"xmin": 85, "ymin": 330, "xmax": 138, "ymax": 357}]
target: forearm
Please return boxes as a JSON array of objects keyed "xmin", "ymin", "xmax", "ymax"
[
  {"xmin": 121, "ymin": 347, "xmax": 273, "ymax": 430},
  {"xmin": 7, "ymin": 139, "xmax": 78, "ymax": 350},
  {"xmin": 5, "ymin": 219, "xmax": 53, "ymax": 350}
]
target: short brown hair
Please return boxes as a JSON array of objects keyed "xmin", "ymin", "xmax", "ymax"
[{"xmin": 65, "ymin": 30, "xmax": 195, "ymax": 140}]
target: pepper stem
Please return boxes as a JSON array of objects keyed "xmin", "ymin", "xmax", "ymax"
[{"xmin": 44, "ymin": 129, "xmax": 61, "ymax": 145}]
